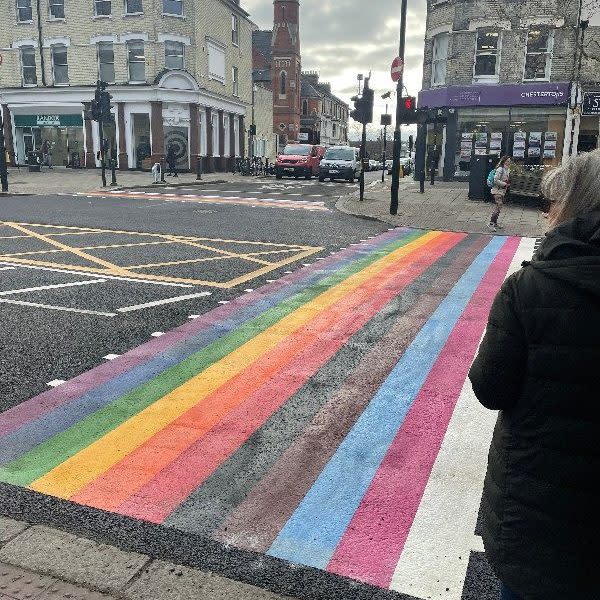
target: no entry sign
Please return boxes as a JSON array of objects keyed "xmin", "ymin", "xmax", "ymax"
[{"xmin": 391, "ymin": 57, "xmax": 404, "ymax": 82}]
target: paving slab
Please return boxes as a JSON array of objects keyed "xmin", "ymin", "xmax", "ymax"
[
  {"xmin": 125, "ymin": 559, "xmax": 297, "ymax": 600},
  {"xmin": 0, "ymin": 519, "xmax": 29, "ymax": 544},
  {"xmin": 0, "ymin": 526, "xmax": 148, "ymax": 595}
]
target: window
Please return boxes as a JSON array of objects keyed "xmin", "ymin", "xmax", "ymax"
[
  {"xmin": 302, "ymin": 99, "xmax": 308, "ymax": 115},
  {"xmin": 232, "ymin": 14, "xmax": 239, "ymax": 45},
  {"xmin": 17, "ymin": 0, "xmax": 32, "ymax": 21},
  {"xmin": 280, "ymin": 71, "xmax": 286, "ymax": 95},
  {"xmin": 232, "ymin": 66, "xmax": 239, "ymax": 96},
  {"xmin": 207, "ymin": 40, "xmax": 225, "ymax": 82},
  {"xmin": 20, "ymin": 46, "xmax": 37, "ymax": 85},
  {"xmin": 125, "ymin": 0, "xmax": 142, "ymax": 12},
  {"xmin": 432, "ymin": 33, "xmax": 449, "ymax": 86},
  {"xmin": 524, "ymin": 28, "xmax": 554, "ymax": 81},
  {"xmin": 162, "ymin": 0, "xmax": 182, "ymax": 15},
  {"xmin": 127, "ymin": 40, "xmax": 145, "ymax": 82},
  {"xmin": 474, "ymin": 28, "xmax": 500, "ymax": 80},
  {"xmin": 165, "ymin": 40, "xmax": 184, "ymax": 69},
  {"xmin": 94, "ymin": 0, "xmax": 111, "ymax": 15},
  {"xmin": 51, "ymin": 44, "xmax": 68, "ymax": 84},
  {"xmin": 97, "ymin": 41, "xmax": 115, "ymax": 83},
  {"xmin": 49, "ymin": 0, "xmax": 64, "ymax": 19}
]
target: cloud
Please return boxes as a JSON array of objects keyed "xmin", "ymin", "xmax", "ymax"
[{"xmin": 243, "ymin": 0, "xmax": 427, "ymax": 139}]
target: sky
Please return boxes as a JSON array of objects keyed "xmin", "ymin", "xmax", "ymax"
[{"xmin": 243, "ymin": 0, "xmax": 427, "ymax": 140}]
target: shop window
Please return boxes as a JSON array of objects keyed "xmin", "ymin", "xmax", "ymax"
[
  {"xmin": 232, "ymin": 14, "xmax": 239, "ymax": 46},
  {"xmin": 162, "ymin": 0, "xmax": 182, "ymax": 15},
  {"xmin": 51, "ymin": 44, "xmax": 69, "ymax": 85},
  {"xmin": 207, "ymin": 40, "xmax": 225, "ymax": 82},
  {"xmin": 94, "ymin": 0, "xmax": 111, "ymax": 16},
  {"xmin": 17, "ymin": 0, "xmax": 32, "ymax": 21},
  {"xmin": 21, "ymin": 46, "xmax": 37, "ymax": 85},
  {"xmin": 524, "ymin": 28, "xmax": 554, "ymax": 81},
  {"xmin": 97, "ymin": 41, "xmax": 115, "ymax": 83},
  {"xmin": 432, "ymin": 33, "xmax": 449, "ymax": 87},
  {"xmin": 127, "ymin": 40, "xmax": 145, "ymax": 82},
  {"xmin": 474, "ymin": 28, "xmax": 500, "ymax": 81},
  {"xmin": 211, "ymin": 113, "xmax": 218, "ymax": 155},
  {"xmin": 232, "ymin": 66, "xmax": 239, "ymax": 96},
  {"xmin": 49, "ymin": 0, "xmax": 64, "ymax": 19},
  {"xmin": 124, "ymin": 0, "xmax": 142, "ymax": 13},
  {"xmin": 165, "ymin": 40, "xmax": 184, "ymax": 70}
]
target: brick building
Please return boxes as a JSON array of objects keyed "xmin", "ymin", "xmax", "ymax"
[
  {"xmin": 416, "ymin": 0, "xmax": 600, "ymax": 181},
  {"xmin": 0, "ymin": 0, "xmax": 254, "ymax": 171},
  {"xmin": 300, "ymin": 72, "xmax": 348, "ymax": 146}
]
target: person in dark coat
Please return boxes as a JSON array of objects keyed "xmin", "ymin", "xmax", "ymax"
[
  {"xmin": 469, "ymin": 149, "xmax": 600, "ymax": 600},
  {"xmin": 166, "ymin": 144, "xmax": 178, "ymax": 177}
]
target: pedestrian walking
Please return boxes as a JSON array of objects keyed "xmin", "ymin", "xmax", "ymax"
[
  {"xmin": 41, "ymin": 140, "xmax": 53, "ymax": 169},
  {"xmin": 166, "ymin": 145, "xmax": 178, "ymax": 178},
  {"xmin": 488, "ymin": 156, "xmax": 511, "ymax": 232},
  {"xmin": 469, "ymin": 149, "xmax": 600, "ymax": 600}
]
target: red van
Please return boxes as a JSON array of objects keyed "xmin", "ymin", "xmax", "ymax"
[{"xmin": 274, "ymin": 144, "xmax": 326, "ymax": 179}]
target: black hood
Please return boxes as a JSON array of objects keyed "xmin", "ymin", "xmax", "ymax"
[{"xmin": 527, "ymin": 209, "xmax": 600, "ymax": 299}]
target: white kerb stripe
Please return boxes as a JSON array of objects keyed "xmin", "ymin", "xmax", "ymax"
[
  {"xmin": 117, "ymin": 291, "xmax": 212, "ymax": 313},
  {"xmin": 0, "ymin": 279, "xmax": 106, "ymax": 296},
  {"xmin": 390, "ymin": 237, "xmax": 536, "ymax": 600},
  {"xmin": 0, "ymin": 299, "xmax": 117, "ymax": 317}
]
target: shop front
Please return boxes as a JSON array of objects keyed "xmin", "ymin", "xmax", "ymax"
[
  {"xmin": 416, "ymin": 82, "xmax": 570, "ymax": 181},
  {"xmin": 579, "ymin": 91, "xmax": 600, "ymax": 153},
  {"xmin": 13, "ymin": 113, "xmax": 85, "ymax": 167}
]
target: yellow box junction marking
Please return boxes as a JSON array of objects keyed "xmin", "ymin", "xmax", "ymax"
[{"xmin": 0, "ymin": 222, "xmax": 323, "ymax": 289}]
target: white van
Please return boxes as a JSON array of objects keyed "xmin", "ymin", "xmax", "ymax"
[{"xmin": 319, "ymin": 146, "xmax": 361, "ymax": 183}]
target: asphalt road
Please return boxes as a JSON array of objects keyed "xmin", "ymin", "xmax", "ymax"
[{"xmin": 0, "ymin": 171, "xmax": 511, "ymax": 600}]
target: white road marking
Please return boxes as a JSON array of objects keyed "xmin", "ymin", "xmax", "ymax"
[
  {"xmin": 0, "ymin": 261, "xmax": 193, "ymax": 288},
  {"xmin": 47, "ymin": 379, "xmax": 66, "ymax": 387},
  {"xmin": 117, "ymin": 291, "xmax": 212, "ymax": 313},
  {"xmin": 151, "ymin": 331, "xmax": 165, "ymax": 337},
  {"xmin": 266, "ymin": 279, "xmax": 276, "ymax": 283},
  {"xmin": 0, "ymin": 266, "xmax": 16, "ymax": 271},
  {"xmin": 103, "ymin": 354, "xmax": 120, "ymax": 360},
  {"xmin": 0, "ymin": 298, "xmax": 117, "ymax": 317},
  {"xmin": 218, "ymin": 300, "xmax": 230, "ymax": 304},
  {"xmin": 244, "ymin": 289, "xmax": 254, "ymax": 293},
  {"xmin": 390, "ymin": 237, "xmax": 537, "ymax": 600},
  {"xmin": 309, "ymin": 194, "xmax": 324, "ymax": 197},
  {"xmin": 284, "ymin": 270, "xmax": 293, "ymax": 274},
  {"xmin": 0, "ymin": 279, "xmax": 106, "ymax": 296},
  {"xmin": 188, "ymin": 314, "xmax": 200, "ymax": 319}
]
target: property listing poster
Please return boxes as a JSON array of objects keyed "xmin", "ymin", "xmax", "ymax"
[
  {"xmin": 543, "ymin": 131, "xmax": 557, "ymax": 158},
  {"xmin": 460, "ymin": 133, "xmax": 474, "ymax": 158}
]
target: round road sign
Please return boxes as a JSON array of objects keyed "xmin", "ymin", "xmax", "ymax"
[{"xmin": 391, "ymin": 57, "xmax": 404, "ymax": 82}]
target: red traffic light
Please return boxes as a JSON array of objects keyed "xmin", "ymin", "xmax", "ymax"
[{"xmin": 402, "ymin": 96, "xmax": 416, "ymax": 110}]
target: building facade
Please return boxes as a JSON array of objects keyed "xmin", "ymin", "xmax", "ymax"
[
  {"xmin": 417, "ymin": 0, "xmax": 600, "ymax": 181},
  {"xmin": 0, "ymin": 0, "xmax": 254, "ymax": 171},
  {"xmin": 300, "ymin": 72, "xmax": 348, "ymax": 146}
]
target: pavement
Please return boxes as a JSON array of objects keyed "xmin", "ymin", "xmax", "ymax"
[
  {"xmin": 337, "ymin": 178, "xmax": 548, "ymax": 239},
  {"xmin": 0, "ymin": 171, "xmax": 546, "ymax": 600}
]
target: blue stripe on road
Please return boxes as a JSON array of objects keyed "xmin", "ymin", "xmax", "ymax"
[
  {"xmin": 0, "ymin": 230, "xmax": 409, "ymax": 465},
  {"xmin": 267, "ymin": 235, "xmax": 507, "ymax": 569}
]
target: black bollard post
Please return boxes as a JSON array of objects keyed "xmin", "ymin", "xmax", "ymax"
[
  {"xmin": 420, "ymin": 169, "xmax": 425, "ymax": 194},
  {"xmin": 430, "ymin": 166, "xmax": 435, "ymax": 186},
  {"xmin": 196, "ymin": 156, "xmax": 202, "ymax": 180},
  {"xmin": 110, "ymin": 155, "xmax": 117, "ymax": 186}
]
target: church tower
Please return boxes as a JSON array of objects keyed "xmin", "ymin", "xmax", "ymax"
[{"xmin": 271, "ymin": 0, "xmax": 301, "ymax": 144}]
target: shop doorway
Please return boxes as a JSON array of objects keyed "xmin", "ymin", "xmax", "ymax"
[{"xmin": 577, "ymin": 133, "xmax": 598, "ymax": 153}]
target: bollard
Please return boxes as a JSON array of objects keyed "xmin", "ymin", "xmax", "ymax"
[
  {"xmin": 430, "ymin": 166, "xmax": 435, "ymax": 186},
  {"xmin": 196, "ymin": 156, "xmax": 202, "ymax": 180},
  {"xmin": 420, "ymin": 170, "xmax": 425, "ymax": 194},
  {"xmin": 160, "ymin": 158, "xmax": 166, "ymax": 183},
  {"xmin": 110, "ymin": 158, "xmax": 117, "ymax": 186}
]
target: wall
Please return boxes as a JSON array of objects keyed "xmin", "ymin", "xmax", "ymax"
[{"xmin": 253, "ymin": 83, "xmax": 275, "ymax": 159}]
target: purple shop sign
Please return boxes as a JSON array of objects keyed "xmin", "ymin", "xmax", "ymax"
[{"xmin": 419, "ymin": 82, "xmax": 570, "ymax": 109}]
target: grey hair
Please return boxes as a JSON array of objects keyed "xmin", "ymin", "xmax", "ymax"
[{"xmin": 541, "ymin": 149, "xmax": 600, "ymax": 226}]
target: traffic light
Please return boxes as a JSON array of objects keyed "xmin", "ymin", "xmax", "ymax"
[
  {"xmin": 350, "ymin": 94, "xmax": 364, "ymax": 124},
  {"xmin": 88, "ymin": 81, "xmax": 113, "ymax": 123},
  {"xmin": 350, "ymin": 88, "xmax": 375, "ymax": 125},
  {"xmin": 99, "ymin": 89, "xmax": 113, "ymax": 123},
  {"xmin": 249, "ymin": 124, "xmax": 257, "ymax": 136},
  {"xmin": 399, "ymin": 96, "xmax": 417, "ymax": 124}
]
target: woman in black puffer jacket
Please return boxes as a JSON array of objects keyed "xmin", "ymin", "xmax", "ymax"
[{"xmin": 469, "ymin": 150, "xmax": 600, "ymax": 600}]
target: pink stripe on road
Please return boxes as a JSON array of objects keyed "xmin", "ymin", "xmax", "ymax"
[
  {"xmin": 326, "ymin": 236, "xmax": 521, "ymax": 588},
  {"xmin": 0, "ymin": 233, "xmax": 400, "ymax": 437}
]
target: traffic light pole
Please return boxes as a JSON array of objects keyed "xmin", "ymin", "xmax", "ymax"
[
  {"xmin": 0, "ymin": 110, "xmax": 8, "ymax": 193},
  {"xmin": 359, "ymin": 120, "xmax": 367, "ymax": 201},
  {"xmin": 382, "ymin": 102, "xmax": 388, "ymax": 184},
  {"xmin": 98, "ymin": 119, "xmax": 107, "ymax": 188},
  {"xmin": 390, "ymin": 0, "xmax": 408, "ymax": 216}
]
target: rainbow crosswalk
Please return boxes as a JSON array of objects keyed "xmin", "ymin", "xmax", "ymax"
[{"xmin": 0, "ymin": 227, "xmax": 531, "ymax": 593}]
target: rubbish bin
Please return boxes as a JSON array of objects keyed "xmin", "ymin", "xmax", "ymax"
[
  {"xmin": 468, "ymin": 154, "xmax": 495, "ymax": 201},
  {"xmin": 27, "ymin": 151, "xmax": 42, "ymax": 172}
]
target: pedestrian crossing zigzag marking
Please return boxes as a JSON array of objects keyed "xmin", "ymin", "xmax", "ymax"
[
  {"xmin": 0, "ymin": 230, "xmax": 426, "ymax": 488},
  {"xmin": 0, "ymin": 230, "xmax": 416, "ymax": 476},
  {"xmin": 25, "ymin": 232, "xmax": 441, "ymax": 500},
  {"xmin": 326, "ymin": 236, "xmax": 521, "ymax": 587},
  {"xmin": 201, "ymin": 235, "xmax": 488, "ymax": 550},
  {"xmin": 0, "ymin": 228, "xmax": 406, "ymax": 440},
  {"xmin": 73, "ymin": 233, "xmax": 464, "ymax": 517},
  {"xmin": 266, "ymin": 235, "xmax": 509, "ymax": 570}
]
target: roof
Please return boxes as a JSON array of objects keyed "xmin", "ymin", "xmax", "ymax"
[
  {"xmin": 301, "ymin": 78, "xmax": 322, "ymax": 99},
  {"xmin": 253, "ymin": 69, "xmax": 272, "ymax": 83},
  {"xmin": 300, "ymin": 73, "xmax": 348, "ymax": 107},
  {"xmin": 252, "ymin": 30, "xmax": 272, "ymax": 65}
]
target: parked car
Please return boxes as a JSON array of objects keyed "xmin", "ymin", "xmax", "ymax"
[
  {"xmin": 368, "ymin": 159, "xmax": 379, "ymax": 172},
  {"xmin": 319, "ymin": 146, "xmax": 361, "ymax": 182},
  {"xmin": 274, "ymin": 144, "xmax": 326, "ymax": 179},
  {"xmin": 387, "ymin": 157, "xmax": 414, "ymax": 176}
]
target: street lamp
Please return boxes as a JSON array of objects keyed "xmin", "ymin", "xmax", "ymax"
[{"xmin": 381, "ymin": 91, "xmax": 392, "ymax": 183}]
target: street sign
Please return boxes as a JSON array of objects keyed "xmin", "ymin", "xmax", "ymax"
[
  {"xmin": 582, "ymin": 92, "xmax": 600, "ymax": 115},
  {"xmin": 391, "ymin": 57, "xmax": 404, "ymax": 82}
]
